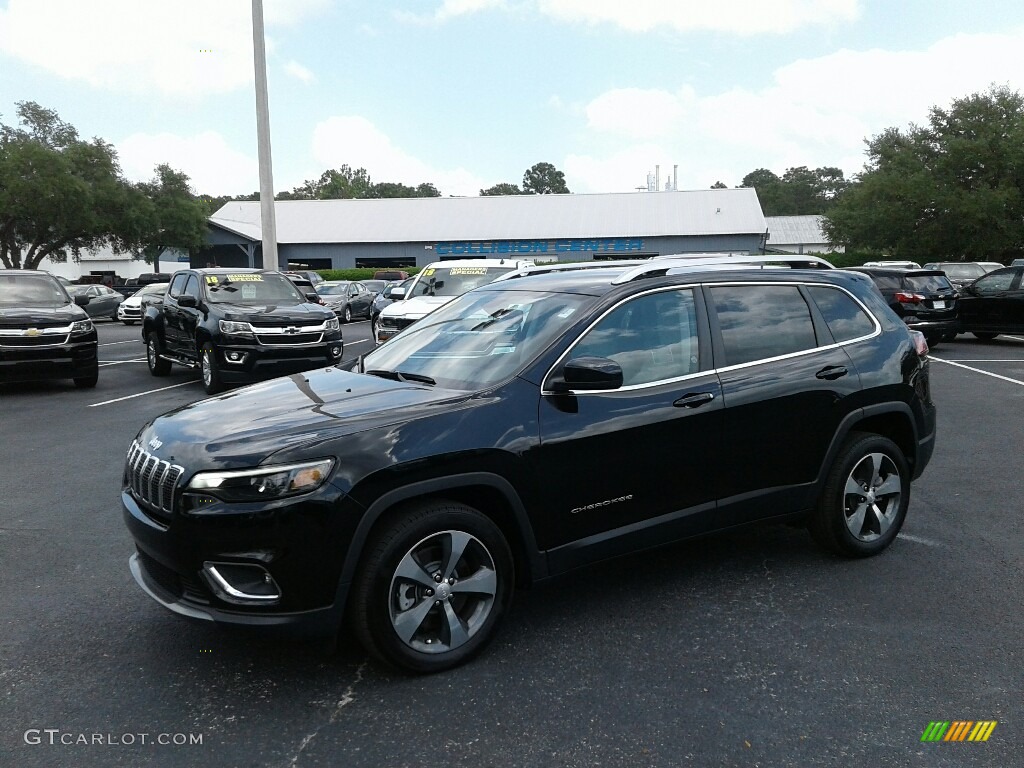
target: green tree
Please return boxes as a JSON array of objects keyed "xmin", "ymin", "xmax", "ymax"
[
  {"xmin": 132, "ymin": 164, "xmax": 209, "ymax": 266},
  {"xmin": 710, "ymin": 181, "xmax": 728, "ymax": 189},
  {"xmin": 740, "ymin": 166, "xmax": 849, "ymax": 216},
  {"xmin": 480, "ymin": 182, "xmax": 524, "ymax": 196},
  {"xmin": 0, "ymin": 102, "xmax": 131, "ymax": 269},
  {"xmin": 824, "ymin": 86, "xmax": 1024, "ymax": 260},
  {"xmin": 522, "ymin": 162, "xmax": 570, "ymax": 194}
]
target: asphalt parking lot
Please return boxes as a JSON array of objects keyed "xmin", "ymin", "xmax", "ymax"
[{"xmin": 1, "ymin": 322, "xmax": 1022, "ymax": 767}]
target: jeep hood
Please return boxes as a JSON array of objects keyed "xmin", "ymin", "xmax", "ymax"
[
  {"xmin": 385, "ymin": 295, "xmax": 452, "ymax": 319},
  {"xmin": 135, "ymin": 368, "xmax": 471, "ymax": 472}
]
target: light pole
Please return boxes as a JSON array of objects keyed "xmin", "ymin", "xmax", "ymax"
[{"xmin": 251, "ymin": 0, "xmax": 279, "ymax": 270}]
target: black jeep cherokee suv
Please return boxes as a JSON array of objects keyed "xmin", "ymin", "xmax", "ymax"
[
  {"xmin": 142, "ymin": 268, "xmax": 343, "ymax": 394},
  {"xmin": 0, "ymin": 269, "xmax": 98, "ymax": 387},
  {"xmin": 123, "ymin": 257, "xmax": 936, "ymax": 673}
]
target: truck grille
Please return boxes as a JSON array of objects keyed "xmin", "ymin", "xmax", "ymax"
[
  {"xmin": 125, "ymin": 441, "xmax": 184, "ymax": 514},
  {"xmin": 254, "ymin": 331, "xmax": 323, "ymax": 346},
  {"xmin": 0, "ymin": 326, "xmax": 72, "ymax": 347}
]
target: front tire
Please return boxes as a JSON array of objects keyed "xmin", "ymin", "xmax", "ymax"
[
  {"xmin": 972, "ymin": 332, "xmax": 999, "ymax": 340},
  {"xmin": 200, "ymin": 342, "xmax": 224, "ymax": 395},
  {"xmin": 351, "ymin": 500, "xmax": 514, "ymax": 674},
  {"xmin": 122, "ymin": 320, "xmax": 136, "ymax": 326},
  {"xmin": 73, "ymin": 364, "xmax": 98, "ymax": 388},
  {"xmin": 146, "ymin": 332, "xmax": 171, "ymax": 376},
  {"xmin": 809, "ymin": 432, "xmax": 910, "ymax": 557}
]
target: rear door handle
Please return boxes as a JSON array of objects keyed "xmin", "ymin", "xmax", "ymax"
[
  {"xmin": 816, "ymin": 365, "xmax": 848, "ymax": 380},
  {"xmin": 673, "ymin": 392, "xmax": 715, "ymax": 408}
]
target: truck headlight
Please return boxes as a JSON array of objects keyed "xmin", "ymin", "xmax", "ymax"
[
  {"xmin": 324, "ymin": 317, "xmax": 340, "ymax": 332},
  {"xmin": 219, "ymin": 320, "xmax": 255, "ymax": 335},
  {"xmin": 70, "ymin": 319, "xmax": 94, "ymax": 335},
  {"xmin": 186, "ymin": 459, "xmax": 334, "ymax": 502}
]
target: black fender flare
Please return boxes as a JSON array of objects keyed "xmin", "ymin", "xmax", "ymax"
[{"xmin": 814, "ymin": 403, "xmax": 920, "ymax": 490}]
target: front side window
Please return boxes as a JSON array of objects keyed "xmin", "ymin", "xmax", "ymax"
[
  {"xmin": 710, "ymin": 285, "xmax": 817, "ymax": 366},
  {"xmin": 168, "ymin": 273, "xmax": 189, "ymax": 297},
  {"xmin": 972, "ymin": 269, "xmax": 1016, "ymax": 294},
  {"xmin": 570, "ymin": 289, "xmax": 699, "ymax": 386},
  {"xmin": 183, "ymin": 275, "xmax": 201, "ymax": 300}
]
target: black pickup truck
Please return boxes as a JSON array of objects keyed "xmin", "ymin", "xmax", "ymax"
[{"xmin": 142, "ymin": 268, "xmax": 344, "ymax": 394}]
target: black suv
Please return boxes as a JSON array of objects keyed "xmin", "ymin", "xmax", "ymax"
[
  {"xmin": 847, "ymin": 267, "xmax": 958, "ymax": 346},
  {"xmin": 0, "ymin": 269, "xmax": 98, "ymax": 387},
  {"xmin": 122, "ymin": 257, "xmax": 936, "ymax": 673},
  {"xmin": 142, "ymin": 268, "xmax": 343, "ymax": 395}
]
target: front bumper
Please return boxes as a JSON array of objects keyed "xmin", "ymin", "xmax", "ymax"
[
  {"xmin": 118, "ymin": 305, "xmax": 142, "ymax": 321},
  {"xmin": 0, "ymin": 337, "xmax": 97, "ymax": 382},
  {"xmin": 122, "ymin": 486, "xmax": 357, "ymax": 633},
  {"xmin": 213, "ymin": 335, "xmax": 344, "ymax": 383}
]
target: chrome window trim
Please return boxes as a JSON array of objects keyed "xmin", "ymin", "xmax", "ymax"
[{"xmin": 541, "ymin": 281, "xmax": 881, "ymax": 396}]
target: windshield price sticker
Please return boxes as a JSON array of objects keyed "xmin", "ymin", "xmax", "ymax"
[
  {"xmin": 226, "ymin": 274, "xmax": 263, "ymax": 282},
  {"xmin": 449, "ymin": 267, "xmax": 488, "ymax": 275},
  {"xmin": 422, "ymin": 268, "xmax": 436, "ymax": 276},
  {"xmin": 205, "ymin": 276, "xmax": 219, "ymax": 284}
]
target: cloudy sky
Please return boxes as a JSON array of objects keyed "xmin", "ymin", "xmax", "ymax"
[{"xmin": 2, "ymin": 0, "xmax": 1023, "ymax": 197}]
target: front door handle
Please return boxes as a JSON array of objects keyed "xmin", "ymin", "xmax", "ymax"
[
  {"xmin": 816, "ymin": 365, "xmax": 848, "ymax": 380},
  {"xmin": 674, "ymin": 392, "xmax": 715, "ymax": 408}
]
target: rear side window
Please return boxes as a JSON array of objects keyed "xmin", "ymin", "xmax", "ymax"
[
  {"xmin": 868, "ymin": 274, "xmax": 901, "ymax": 292},
  {"xmin": 807, "ymin": 286, "xmax": 875, "ymax": 343},
  {"xmin": 710, "ymin": 285, "xmax": 817, "ymax": 366}
]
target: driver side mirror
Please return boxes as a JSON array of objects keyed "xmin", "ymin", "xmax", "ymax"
[
  {"xmin": 74, "ymin": 294, "xmax": 90, "ymax": 306},
  {"xmin": 549, "ymin": 356, "xmax": 624, "ymax": 392},
  {"xmin": 390, "ymin": 286, "xmax": 406, "ymax": 300},
  {"xmin": 305, "ymin": 292, "xmax": 320, "ymax": 303},
  {"xmin": 177, "ymin": 295, "xmax": 198, "ymax": 308}
]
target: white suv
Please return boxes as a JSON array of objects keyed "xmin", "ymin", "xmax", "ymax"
[{"xmin": 375, "ymin": 258, "xmax": 532, "ymax": 344}]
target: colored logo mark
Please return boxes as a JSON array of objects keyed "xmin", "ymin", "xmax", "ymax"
[{"xmin": 921, "ymin": 721, "xmax": 997, "ymax": 742}]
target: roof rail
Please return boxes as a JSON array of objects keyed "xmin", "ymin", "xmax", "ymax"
[
  {"xmin": 491, "ymin": 258, "xmax": 650, "ymax": 282},
  {"xmin": 610, "ymin": 254, "xmax": 835, "ymax": 285}
]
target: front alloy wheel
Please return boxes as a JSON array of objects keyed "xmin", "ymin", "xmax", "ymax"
[
  {"xmin": 200, "ymin": 343, "xmax": 224, "ymax": 395},
  {"xmin": 351, "ymin": 501, "xmax": 513, "ymax": 673}
]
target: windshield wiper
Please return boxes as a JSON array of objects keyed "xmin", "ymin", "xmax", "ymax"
[{"xmin": 365, "ymin": 369, "xmax": 436, "ymax": 386}]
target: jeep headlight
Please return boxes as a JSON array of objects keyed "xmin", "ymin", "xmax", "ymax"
[
  {"xmin": 186, "ymin": 459, "xmax": 334, "ymax": 502},
  {"xmin": 70, "ymin": 319, "xmax": 94, "ymax": 335},
  {"xmin": 219, "ymin": 320, "xmax": 254, "ymax": 336},
  {"xmin": 324, "ymin": 317, "xmax": 340, "ymax": 332}
]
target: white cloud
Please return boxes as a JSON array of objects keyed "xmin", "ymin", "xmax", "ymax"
[
  {"xmin": 284, "ymin": 60, "xmax": 316, "ymax": 83},
  {"xmin": 118, "ymin": 131, "xmax": 259, "ymax": 195},
  {"xmin": 0, "ymin": 0, "xmax": 329, "ymax": 96},
  {"xmin": 311, "ymin": 116, "xmax": 488, "ymax": 196},
  {"xmin": 570, "ymin": 28, "xmax": 1024, "ymax": 192},
  {"xmin": 395, "ymin": 0, "xmax": 508, "ymax": 24},
  {"xmin": 536, "ymin": 0, "xmax": 859, "ymax": 34}
]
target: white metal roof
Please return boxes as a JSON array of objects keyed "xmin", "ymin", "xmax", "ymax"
[
  {"xmin": 764, "ymin": 215, "xmax": 830, "ymax": 246},
  {"xmin": 210, "ymin": 189, "xmax": 766, "ymax": 244}
]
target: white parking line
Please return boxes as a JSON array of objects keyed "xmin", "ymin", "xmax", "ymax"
[
  {"xmin": 98, "ymin": 359, "xmax": 147, "ymax": 367},
  {"xmin": 88, "ymin": 380, "xmax": 195, "ymax": 407},
  {"xmin": 346, "ymin": 339, "xmax": 372, "ymax": 345},
  {"xmin": 99, "ymin": 340, "xmax": 141, "ymax": 346},
  {"xmin": 929, "ymin": 355, "xmax": 1024, "ymax": 386},
  {"xmin": 945, "ymin": 359, "xmax": 1024, "ymax": 363},
  {"xmin": 898, "ymin": 533, "xmax": 943, "ymax": 547},
  {"xmin": 1005, "ymin": 335, "xmax": 1024, "ymax": 342}
]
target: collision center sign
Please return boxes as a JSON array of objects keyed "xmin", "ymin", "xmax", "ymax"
[{"xmin": 434, "ymin": 238, "xmax": 645, "ymax": 256}]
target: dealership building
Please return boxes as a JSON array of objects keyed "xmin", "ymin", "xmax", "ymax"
[{"xmin": 201, "ymin": 188, "xmax": 768, "ymax": 271}]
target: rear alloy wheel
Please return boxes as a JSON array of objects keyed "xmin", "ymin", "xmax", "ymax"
[
  {"xmin": 200, "ymin": 342, "xmax": 224, "ymax": 395},
  {"xmin": 809, "ymin": 432, "xmax": 909, "ymax": 557},
  {"xmin": 352, "ymin": 501, "xmax": 513, "ymax": 673},
  {"xmin": 972, "ymin": 332, "xmax": 999, "ymax": 340},
  {"xmin": 146, "ymin": 332, "xmax": 171, "ymax": 376}
]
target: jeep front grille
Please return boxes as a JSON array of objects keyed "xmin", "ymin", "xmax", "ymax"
[{"xmin": 125, "ymin": 441, "xmax": 184, "ymax": 514}]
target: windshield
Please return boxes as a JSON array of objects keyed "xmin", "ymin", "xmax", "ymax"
[
  {"xmin": 940, "ymin": 263, "xmax": 986, "ymax": 279},
  {"xmin": 411, "ymin": 265, "xmax": 516, "ymax": 298},
  {"xmin": 205, "ymin": 273, "xmax": 304, "ymax": 304},
  {"xmin": 0, "ymin": 274, "xmax": 69, "ymax": 306},
  {"xmin": 362, "ymin": 288, "xmax": 592, "ymax": 390},
  {"xmin": 318, "ymin": 282, "xmax": 351, "ymax": 295}
]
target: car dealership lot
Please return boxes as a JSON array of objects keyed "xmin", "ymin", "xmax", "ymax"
[{"xmin": 1, "ymin": 324, "xmax": 1021, "ymax": 767}]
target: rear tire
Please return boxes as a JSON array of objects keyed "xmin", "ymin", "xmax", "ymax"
[
  {"xmin": 200, "ymin": 343, "xmax": 224, "ymax": 395},
  {"xmin": 809, "ymin": 432, "xmax": 910, "ymax": 558},
  {"xmin": 146, "ymin": 332, "xmax": 171, "ymax": 376},
  {"xmin": 343, "ymin": 305, "xmax": 353, "ymax": 323},
  {"xmin": 351, "ymin": 500, "xmax": 514, "ymax": 674},
  {"xmin": 972, "ymin": 332, "xmax": 999, "ymax": 340}
]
